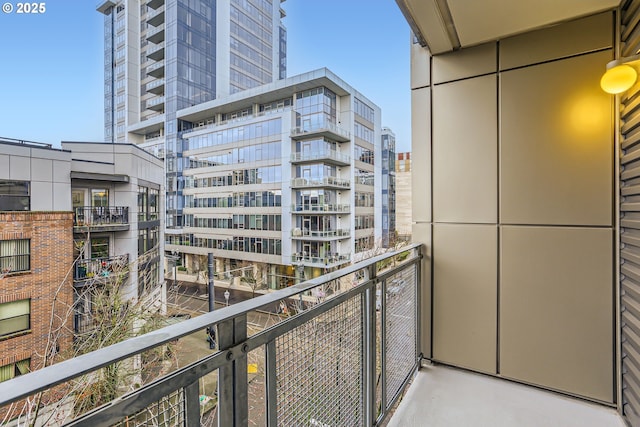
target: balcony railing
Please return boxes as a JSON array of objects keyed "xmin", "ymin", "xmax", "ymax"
[
  {"xmin": 73, "ymin": 206, "xmax": 129, "ymax": 228},
  {"xmin": 291, "ymin": 252, "xmax": 352, "ymax": 267},
  {"xmin": 291, "ymin": 203, "xmax": 351, "ymax": 213},
  {"xmin": 74, "ymin": 254, "xmax": 130, "ymax": 283},
  {"xmin": 0, "ymin": 244, "xmax": 422, "ymax": 426},
  {"xmin": 291, "ymin": 228, "xmax": 350, "ymax": 239},
  {"xmin": 290, "ymin": 149, "xmax": 350, "ymax": 165},
  {"xmin": 291, "ymin": 122, "xmax": 351, "ymax": 142},
  {"xmin": 291, "ymin": 177, "xmax": 351, "ymax": 189}
]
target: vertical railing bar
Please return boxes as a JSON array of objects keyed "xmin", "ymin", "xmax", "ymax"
[
  {"xmin": 265, "ymin": 340, "xmax": 278, "ymax": 427},
  {"xmin": 234, "ymin": 315, "xmax": 249, "ymax": 427},
  {"xmin": 184, "ymin": 380, "xmax": 201, "ymax": 427},
  {"xmin": 416, "ymin": 247, "xmax": 423, "ymax": 362},
  {"xmin": 364, "ymin": 284, "xmax": 377, "ymax": 426},
  {"xmin": 217, "ymin": 319, "xmax": 234, "ymax": 427},
  {"xmin": 380, "ymin": 275, "xmax": 388, "ymax": 414}
]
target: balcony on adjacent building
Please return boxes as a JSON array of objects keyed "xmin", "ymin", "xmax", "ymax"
[
  {"xmin": 147, "ymin": 61, "xmax": 165, "ymax": 79},
  {"xmin": 146, "ymin": 25, "xmax": 165, "ymax": 44},
  {"xmin": 291, "ymin": 251, "xmax": 351, "ymax": 267},
  {"xmin": 290, "ymin": 176, "xmax": 351, "ymax": 189},
  {"xmin": 291, "ymin": 203, "xmax": 351, "ymax": 213},
  {"xmin": 146, "ymin": 43, "xmax": 165, "ymax": 62},
  {"xmin": 290, "ymin": 149, "xmax": 350, "ymax": 166},
  {"xmin": 147, "ymin": 0, "xmax": 163, "ymax": 11},
  {"xmin": 146, "ymin": 78, "xmax": 165, "ymax": 95},
  {"xmin": 146, "ymin": 6, "xmax": 164, "ymax": 27},
  {"xmin": 147, "ymin": 95, "xmax": 165, "ymax": 112},
  {"xmin": 73, "ymin": 206, "xmax": 129, "ymax": 232},
  {"xmin": 73, "ymin": 255, "xmax": 129, "ymax": 285},
  {"xmin": 291, "ymin": 228, "xmax": 350, "ymax": 240},
  {"xmin": 290, "ymin": 122, "xmax": 351, "ymax": 142}
]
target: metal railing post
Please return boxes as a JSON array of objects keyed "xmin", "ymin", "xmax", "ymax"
[
  {"xmin": 364, "ymin": 281, "xmax": 378, "ymax": 426},
  {"xmin": 265, "ymin": 341, "xmax": 278, "ymax": 426},
  {"xmin": 184, "ymin": 380, "xmax": 201, "ymax": 426},
  {"xmin": 217, "ymin": 314, "xmax": 248, "ymax": 427}
]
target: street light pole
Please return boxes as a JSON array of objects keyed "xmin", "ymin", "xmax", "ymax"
[
  {"xmin": 172, "ymin": 250, "xmax": 178, "ymax": 291},
  {"xmin": 206, "ymin": 252, "xmax": 216, "ymax": 349}
]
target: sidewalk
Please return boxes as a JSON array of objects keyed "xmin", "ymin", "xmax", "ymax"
[{"xmin": 169, "ymin": 271, "xmax": 271, "ymax": 295}]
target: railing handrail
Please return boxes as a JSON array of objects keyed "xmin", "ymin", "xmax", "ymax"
[
  {"xmin": 291, "ymin": 203, "xmax": 350, "ymax": 212},
  {"xmin": 0, "ymin": 243, "xmax": 421, "ymax": 407},
  {"xmin": 291, "ymin": 149, "xmax": 350, "ymax": 163}
]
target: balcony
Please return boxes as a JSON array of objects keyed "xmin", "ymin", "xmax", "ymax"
[
  {"xmin": 147, "ymin": 7, "xmax": 164, "ymax": 27},
  {"xmin": 291, "ymin": 228, "xmax": 350, "ymax": 240},
  {"xmin": 291, "ymin": 203, "xmax": 351, "ymax": 213},
  {"xmin": 146, "ymin": 26, "xmax": 165, "ymax": 44},
  {"xmin": 290, "ymin": 176, "xmax": 351, "ymax": 189},
  {"xmin": 0, "ymin": 245, "xmax": 421, "ymax": 426},
  {"xmin": 147, "ymin": 95, "xmax": 165, "ymax": 112},
  {"xmin": 0, "ymin": 242, "xmax": 626, "ymax": 426},
  {"xmin": 291, "ymin": 252, "xmax": 351, "ymax": 267},
  {"xmin": 73, "ymin": 254, "xmax": 129, "ymax": 285},
  {"xmin": 290, "ymin": 122, "xmax": 351, "ymax": 142},
  {"xmin": 147, "ymin": 62, "xmax": 165, "ymax": 78},
  {"xmin": 147, "ymin": 0, "xmax": 163, "ymax": 10},
  {"xmin": 146, "ymin": 43, "xmax": 165, "ymax": 61},
  {"xmin": 146, "ymin": 78, "xmax": 165, "ymax": 95},
  {"xmin": 73, "ymin": 206, "xmax": 129, "ymax": 232},
  {"xmin": 290, "ymin": 149, "xmax": 350, "ymax": 166}
]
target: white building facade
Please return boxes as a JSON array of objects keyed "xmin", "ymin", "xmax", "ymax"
[{"xmin": 164, "ymin": 69, "xmax": 382, "ymax": 288}]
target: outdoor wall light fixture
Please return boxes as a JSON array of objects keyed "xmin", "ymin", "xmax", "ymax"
[{"xmin": 601, "ymin": 55, "xmax": 640, "ymax": 94}]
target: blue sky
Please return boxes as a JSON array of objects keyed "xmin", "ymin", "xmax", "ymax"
[{"xmin": 0, "ymin": 0, "xmax": 411, "ymax": 151}]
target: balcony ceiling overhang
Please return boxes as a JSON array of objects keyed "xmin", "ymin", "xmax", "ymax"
[{"xmin": 396, "ymin": 0, "xmax": 620, "ymax": 54}]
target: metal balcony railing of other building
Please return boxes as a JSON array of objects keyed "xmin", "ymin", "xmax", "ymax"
[
  {"xmin": 73, "ymin": 206, "xmax": 129, "ymax": 228},
  {"xmin": 291, "ymin": 228, "xmax": 350, "ymax": 239},
  {"xmin": 290, "ymin": 177, "xmax": 351, "ymax": 189},
  {"xmin": 290, "ymin": 122, "xmax": 351, "ymax": 142},
  {"xmin": 73, "ymin": 254, "xmax": 130, "ymax": 283},
  {"xmin": 291, "ymin": 252, "xmax": 352, "ymax": 267},
  {"xmin": 291, "ymin": 203, "xmax": 351, "ymax": 213},
  {"xmin": 0, "ymin": 243, "xmax": 422, "ymax": 427},
  {"xmin": 290, "ymin": 150, "xmax": 350, "ymax": 165}
]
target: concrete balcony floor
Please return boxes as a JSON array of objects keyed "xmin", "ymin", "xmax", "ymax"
[{"xmin": 388, "ymin": 364, "xmax": 625, "ymax": 427}]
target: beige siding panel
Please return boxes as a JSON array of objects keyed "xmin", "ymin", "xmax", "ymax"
[
  {"xmin": 499, "ymin": 12, "xmax": 613, "ymax": 70},
  {"xmin": 433, "ymin": 75, "xmax": 497, "ymax": 223},
  {"xmin": 433, "ymin": 43, "xmax": 497, "ymax": 84},
  {"xmin": 412, "ymin": 222, "xmax": 431, "ymax": 358},
  {"xmin": 500, "ymin": 226, "xmax": 613, "ymax": 403},
  {"xmin": 411, "ymin": 41, "xmax": 431, "ymax": 89},
  {"xmin": 411, "ymin": 86, "xmax": 431, "ymax": 223},
  {"xmin": 433, "ymin": 224, "xmax": 497, "ymax": 374},
  {"xmin": 500, "ymin": 50, "xmax": 613, "ymax": 226}
]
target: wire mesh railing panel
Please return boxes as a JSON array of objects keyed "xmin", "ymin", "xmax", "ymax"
[
  {"xmin": 275, "ymin": 294, "xmax": 364, "ymax": 427},
  {"xmin": 384, "ymin": 264, "xmax": 417, "ymax": 406},
  {"xmin": 111, "ymin": 388, "xmax": 185, "ymax": 427}
]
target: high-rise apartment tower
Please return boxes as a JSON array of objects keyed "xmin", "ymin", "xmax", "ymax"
[{"xmin": 97, "ymin": 0, "xmax": 287, "ymax": 229}]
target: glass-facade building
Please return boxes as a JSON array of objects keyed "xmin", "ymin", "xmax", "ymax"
[
  {"xmin": 98, "ymin": 0, "xmax": 286, "ymax": 231},
  {"xmin": 381, "ymin": 128, "xmax": 396, "ymax": 247}
]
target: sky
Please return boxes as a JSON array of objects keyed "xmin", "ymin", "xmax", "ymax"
[{"xmin": 0, "ymin": 0, "xmax": 411, "ymax": 152}]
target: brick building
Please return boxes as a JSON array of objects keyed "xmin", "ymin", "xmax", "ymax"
[{"xmin": 0, "ymin": 137, "xmax": 164, "ymax": 386}]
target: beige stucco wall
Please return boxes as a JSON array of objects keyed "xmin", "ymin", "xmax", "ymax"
[{"xmin": 412, "ymin": 11, "xmax": 615, "ymax": 402}]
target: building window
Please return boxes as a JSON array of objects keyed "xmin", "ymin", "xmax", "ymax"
[
  {"xmin": 0, "ymin": 299, "xmax": 31, "ymax": 338},
  {"xmin": 90, "ymin": 237, "xmax": 109, "ymax": 259},
  {"xmin": 0, "ymin": 239, "xmax": 30, "ymax": 273},
  {"xmin": 0, "ymin": 180, "xmax": 30, "ymax": 211},
  {"xmin": 0, "ymin": 358, "xmax": 30, "ymax": 382}
]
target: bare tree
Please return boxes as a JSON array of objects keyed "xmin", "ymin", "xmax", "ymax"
[{"xmin": 1, "ymin": 243, "xmax": 175, "ymax": 426}]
